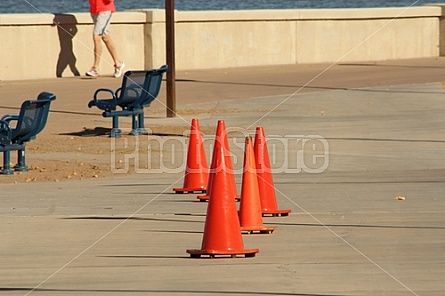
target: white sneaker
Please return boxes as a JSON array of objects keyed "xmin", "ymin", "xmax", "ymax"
[
  {"xmin": 86, "ymin": 67, "xmax": 100, "ymax": 77},
  {"xmin": 114, "ymin": 61, "xmax": 125, "ymax": 78}
]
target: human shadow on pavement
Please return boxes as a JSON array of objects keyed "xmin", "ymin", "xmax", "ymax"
[{"xmin": 53, "ymin": 14, "xmax": 81, "ymax": 77}]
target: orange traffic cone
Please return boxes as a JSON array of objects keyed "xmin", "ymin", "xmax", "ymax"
[
  {"xmin": 187, "ymin": 146, "xmax": 259, "ymax": 258},
  {"xmin": 173, "ymin": 119, "xmax": 208, "ymax": 194},
  {"xmin": 197, "ymin": 120, "xmax": 239, "ymax": 202},
  {"xmin": 254, "ymin": 127, "xmax": 291, "ymax": 217},
  {"xmin": 239, "ymin": 137, "xmax": 276, "ymax": 234}
]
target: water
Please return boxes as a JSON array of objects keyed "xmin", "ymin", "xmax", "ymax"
[{"xmin": 0, "ymin": 0, "xmax": 444, "ymax": 14}]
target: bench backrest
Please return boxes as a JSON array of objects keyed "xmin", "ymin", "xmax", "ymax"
[
  {"xmin": 35, "ymin": 92, "xmax": 56, "ymax": 135},
  {"xmin": 118, "ymin": 65, "xmax": 168, "ymax": 109},
  {"xmin": 12, "ymin": 93, "xmax": 55, "ymax": 143}
]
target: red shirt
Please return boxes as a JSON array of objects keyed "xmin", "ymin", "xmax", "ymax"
[{"xmin": 89, "ymin": 0, "xmax": 116, "ymax": 14}]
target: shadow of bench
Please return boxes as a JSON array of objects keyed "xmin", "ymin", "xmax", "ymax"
[
  {"xmin": 88, "ymin": 65, "xmax": 168, "ymax": 137},
  {"xmin": 0, "ymin": 92, "xmax": 56, "ymax": 175}
]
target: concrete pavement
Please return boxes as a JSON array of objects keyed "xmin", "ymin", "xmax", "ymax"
[{"xmin": 0, "ymin": 58, "xmax": 445, "ymax": 295}]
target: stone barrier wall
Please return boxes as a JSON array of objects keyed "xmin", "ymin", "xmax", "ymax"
[{"xmin": 0, "ymin": 6, "xmax": 443, "ymax": 81}]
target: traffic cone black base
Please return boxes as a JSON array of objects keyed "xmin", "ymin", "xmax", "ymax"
[
  {"xmin": 262, "ymin": 209, "xmax": 291, "ymax": 217},
  {"xmin": 187, "ymin": 249, "xmax": 258, "ymax": 258},
  {"xmin": 240, "ymin": 226, "xmax": 275, "ymax": 234},
  {"xmin": 175, "ymin": 188, "xmax": 206, "ymax": 194}
]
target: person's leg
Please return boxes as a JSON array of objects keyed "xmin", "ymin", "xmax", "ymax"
[
  {"xmin": 89, "ymin": 11, "xmax": 124, "ymax": 77},
  {"xmin": 102, "ymin": 33, "xmax": 119, "ymax": 66},
  {"xmin": 86, "ymin": 13, "xmax": 105, "ymax": 76},
  {"xmin": 86, "ymin": 34, "xmax": 103, "ymax": 77},
  {"xmin": 102, "ymin": 33, "xmax": 124, "ymax": 77},
  {"xmin": 92, "ymin": 34, "xmax": 103, "ymax": 69},
  {"xmin": 87, "ymin": 12, "xmax": 113, "ymax": 76}
]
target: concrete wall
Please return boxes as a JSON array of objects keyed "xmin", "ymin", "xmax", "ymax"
[
  {"xmin": 0, "ymin": 6, "xmax": 443, "ymax": 81},
  {"xmin": 0, "ymin": 12, "xmax": 146, "ymax": 81}
]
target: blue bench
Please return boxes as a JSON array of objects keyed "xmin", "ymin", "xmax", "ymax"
[
  {"xmin": 88, "ymin": 65, "xmax": 168, "ymax": 137},
  {"xmin": 0, "ymin": 92, "xmax": 56, "ymax": 175}
]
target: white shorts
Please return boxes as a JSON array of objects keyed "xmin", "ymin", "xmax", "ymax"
[{"xmin": 91, "ymin": 11, "xmax": 113, "ymax": 36}]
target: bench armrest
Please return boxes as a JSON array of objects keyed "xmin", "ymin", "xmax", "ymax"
[
  {"xmin": 0, "ymin": 115, "xmax": 18, "ymax": 131},
  {"xmin": 93, "ymin": 88, "xmax": 118, "ymax": 105},
  {"xmin": 1, "ymin": 114, "xmax": 19, "ymax": 122},
  {"xmin": 0, "ymin": 119, "xmax": 12, "ymax": 143},
  {"xmin": 115, "ymin": 87, "xmax": 123, "ymax": 98}
]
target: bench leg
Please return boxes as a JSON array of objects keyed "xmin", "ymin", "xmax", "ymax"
[
  {"xmin": 110, "ymin": 116, "xmax": 121, "ymax": 138},
  {"xmin": 1, "ymin": 150, "xmax": 14, "ymax": 175},
  {"xmin": 129, "ymin": 114, "xmax": 140, "ymax": 136},
  {"xmin": 137, "ymin": 113, "xmax": 148, "ymax": 135},
  {"xmin": 14, "ymin": 149, "xmax": 29, "ymax": 172}
]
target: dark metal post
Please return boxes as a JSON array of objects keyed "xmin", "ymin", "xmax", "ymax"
[{"xmin": 166, "ymin": 0, "xmax": 176, "ymax": 117}]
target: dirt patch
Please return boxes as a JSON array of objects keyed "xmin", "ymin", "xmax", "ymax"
[{"xmin": 0, "ymin": 123, "xmax": 196, "ymax": 184}]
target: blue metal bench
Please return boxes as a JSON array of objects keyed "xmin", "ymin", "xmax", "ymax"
[
  {"xmin": 0, "ymin": 92, "xmax": 56, "ymax": 175},
  {"xmin": 88, "ymin": 65, "xmax": 168, "ymax": 137}
]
